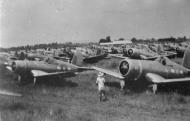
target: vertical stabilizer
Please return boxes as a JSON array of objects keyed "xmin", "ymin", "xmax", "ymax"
[
  {"xmin": 157, "ymin": 44, "xmax": 163, "ymax": 54},
  {"xmin": 71, "ymin": 52, "xmax": 85, "ymax": 66},
  {"xmin": 182, "ymin": 46, "xmax": 190, "ymax": 69}
]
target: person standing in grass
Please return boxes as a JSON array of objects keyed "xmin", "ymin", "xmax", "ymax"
[{"xmin": 96, "ymin": 72, "xmax": 106, "ymax": 102}]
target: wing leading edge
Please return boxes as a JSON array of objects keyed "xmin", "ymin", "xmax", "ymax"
[
  {"xmin": 31, "ymin": 70, "xmax": 76, "ymax": 78},
  {"xmin": 92, "ymin": 66, "xmax": 124, "ymax": 80},
  {"xmin": 145, "ymin": 73, "xmax": 190, "ymax": 83}
]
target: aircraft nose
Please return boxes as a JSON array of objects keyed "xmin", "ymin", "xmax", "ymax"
[{"xmin": 119, "ymin": 60, "xmax": 129, "ymax": 76}]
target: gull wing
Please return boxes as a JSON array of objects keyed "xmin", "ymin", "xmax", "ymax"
[
  {"xmin": 145, "ymin": 73, "xmax": 190, "ymax": 83},
  {"xmin": 92, "ymin": 66, "xmax": 124, "ymax": 80}
]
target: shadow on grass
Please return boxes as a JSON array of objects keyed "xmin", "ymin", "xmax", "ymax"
[
  {"xmin": 19, "ymin": 75, "xmax": 78, "ymax": 88},
  {"xmin": 105, "ymin": 82, "xmax": 121, "ymax": 89},
  {"xmin": 105, "ymin": 80, "xmax": 190, "ymax": 96},
  {"xmin": 0, "ymin": 102, "xmax": 27, "ymax": 111},
  {"xmin": 158, "ymin": 83, "xmax": 190, "ymax": 96},
  {"xmin": 38, "ymin": 78, "xmax": 78, "ymax": 88}
]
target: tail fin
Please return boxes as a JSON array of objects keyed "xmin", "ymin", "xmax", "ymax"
[
  {"xmin": 157, "ymin": 45, "xmax": 163, "ymax": 54},
  {"xmin": 71, "ymin": 52, "xmax": 85, "ymax": 66},
  {"xmin": 182, "ymin": 46, "xmax": 190, "ymax": 69}
]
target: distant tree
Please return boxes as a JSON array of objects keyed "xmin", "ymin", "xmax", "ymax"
[
  {"xmin": 151, "ymin": 38, "xmax": 156, "ymax": 41},
  {"xmin": 131, "ymin": 37, "xmax": 137, "ymax": 43},
  {"xmin": 99, "ymin": 39, "xmax": 106, "ymax": 43},
  {"xmin": 19, "ymin": 52, "xmax": 26, "ymax": 60},
  {"xmin": 184, "ymin": 36, "xmax": 187, "ymax": 40},
  {"xmin": 99, "ymin": 36, "xmax": 112, "ymax": 43},
  {"xmin": 14, "ymin": 51, "xmax": 18, "ymax": 57},
  {"xmin": 118, "ymin": 38, "xmax": 125, "ymax": 41},
  {"xmin": 106, "ymin": 36, "xmax": 111, "ymax": 42}
]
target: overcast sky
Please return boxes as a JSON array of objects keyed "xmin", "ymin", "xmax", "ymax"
[{"xmin": 0, "ymin": 0, "xmax": 190, "ymax": 47}]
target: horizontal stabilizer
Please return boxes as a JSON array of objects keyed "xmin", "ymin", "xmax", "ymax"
[{"xmin": 92, "ymin": 66, "xmax": 124, "ymax": 80}]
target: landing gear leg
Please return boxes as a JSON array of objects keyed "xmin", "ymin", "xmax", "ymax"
[
  {"xmin": 152, "ymin": 84, "xmax": 158, "ymax": 94},
  {"xmin": 120, "ymin": 80, "xmax": 125, "ymax": 91},
  {"xmin": 33, "ymin": 77, "xmax": 37, "ymax": 86},
  {"xmin": 18, "ymin": 75, "xmax": 21, "ymax": 83}
]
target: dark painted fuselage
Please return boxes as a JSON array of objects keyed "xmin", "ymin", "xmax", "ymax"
[{"xmin": 119, "ymin": 58, "xmax": 189, "ymax": 82}]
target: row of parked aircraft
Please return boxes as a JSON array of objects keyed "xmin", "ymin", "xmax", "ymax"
[{"xmin": 0, "ymin": 42, "xmax": 190, "ymax": 96}]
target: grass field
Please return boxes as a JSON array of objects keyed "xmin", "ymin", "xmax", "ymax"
[{"xmin": 0, "ymin": 57, "xmax": 190, "ymax": 121}]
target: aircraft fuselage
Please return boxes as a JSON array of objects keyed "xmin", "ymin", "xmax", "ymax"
[{"xmin": 119, "ymin": 59, "xmax": 189, "ymax": 82}]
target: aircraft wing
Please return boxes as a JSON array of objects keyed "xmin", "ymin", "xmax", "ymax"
[
  {"xmin": 145, "ymin": 73, "xmax": 190, "ymax": 83},
  {"xmin": 139, "ymin": 55, "xmax": 160, "ymax": 60},
  {"xmin": 54, "ymin": 56, "xmax": 70, "ymax": 60},
  {"xmin": 164, "ymin": 51, "xmax": 177, "ymax": 56},
  {"xmin": 141, "ymin": 54, "xmax": 175, "ymax": 61},
  {"xmin": 6, "ymin": 66, "xmax": 13, "ymax": 72},
  {"xmin": 31, "ymin": 70, "xmax": 76, "ymax": 78},
  {"xmin": 0, "ymin": 89, "xmax": 22, "ymax": 97},
  {"xmin": 110, "ymin": 53, "xmax": 158, "ymax": 60},
  {"xmin": 77, "ymin": 67, "xmax": 94, "ymax": 72},
  {"xmin": 83, "ymin": 53, "xmax": 108, "ymax": 63},
  {"xmin": 109, "ymin": 54, "xmax": 127, "ymax": 59},
  {"xmin": 92, "ymin": 66, "xmax": 124, "ymax": 80}
]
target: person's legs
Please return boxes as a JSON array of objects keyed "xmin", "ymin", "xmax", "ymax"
[
  {"xmin": 99, "ymin": 90, "xmax": 106, "ymax": 101},
  {"xmin": 99, "ymin": 90, "xmax": 103, "ymax": 102},
  {"xmin": 102, "ymin": 90, "xmax": 106, "ymax": 101}
]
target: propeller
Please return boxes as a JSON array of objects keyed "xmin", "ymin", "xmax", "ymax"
[
  {"xmin": 12, "ymin": 61, "xmax": 16, "ymax": 71},
  {"xmin": 123, "ymin": 49, "xmax": 128, "ymax": 55}
]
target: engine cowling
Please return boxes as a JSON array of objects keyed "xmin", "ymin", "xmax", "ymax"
[
  {"xmin": 12, "ymin": 61, "xmax": 28, "ymax": 73},
  {"xmin": 127, "ymin": 49, "xmax": 134, "ymax": 56},
  {"xmin": 119, "ymin": 59, "xmax": 142, "ymax": 81}
]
